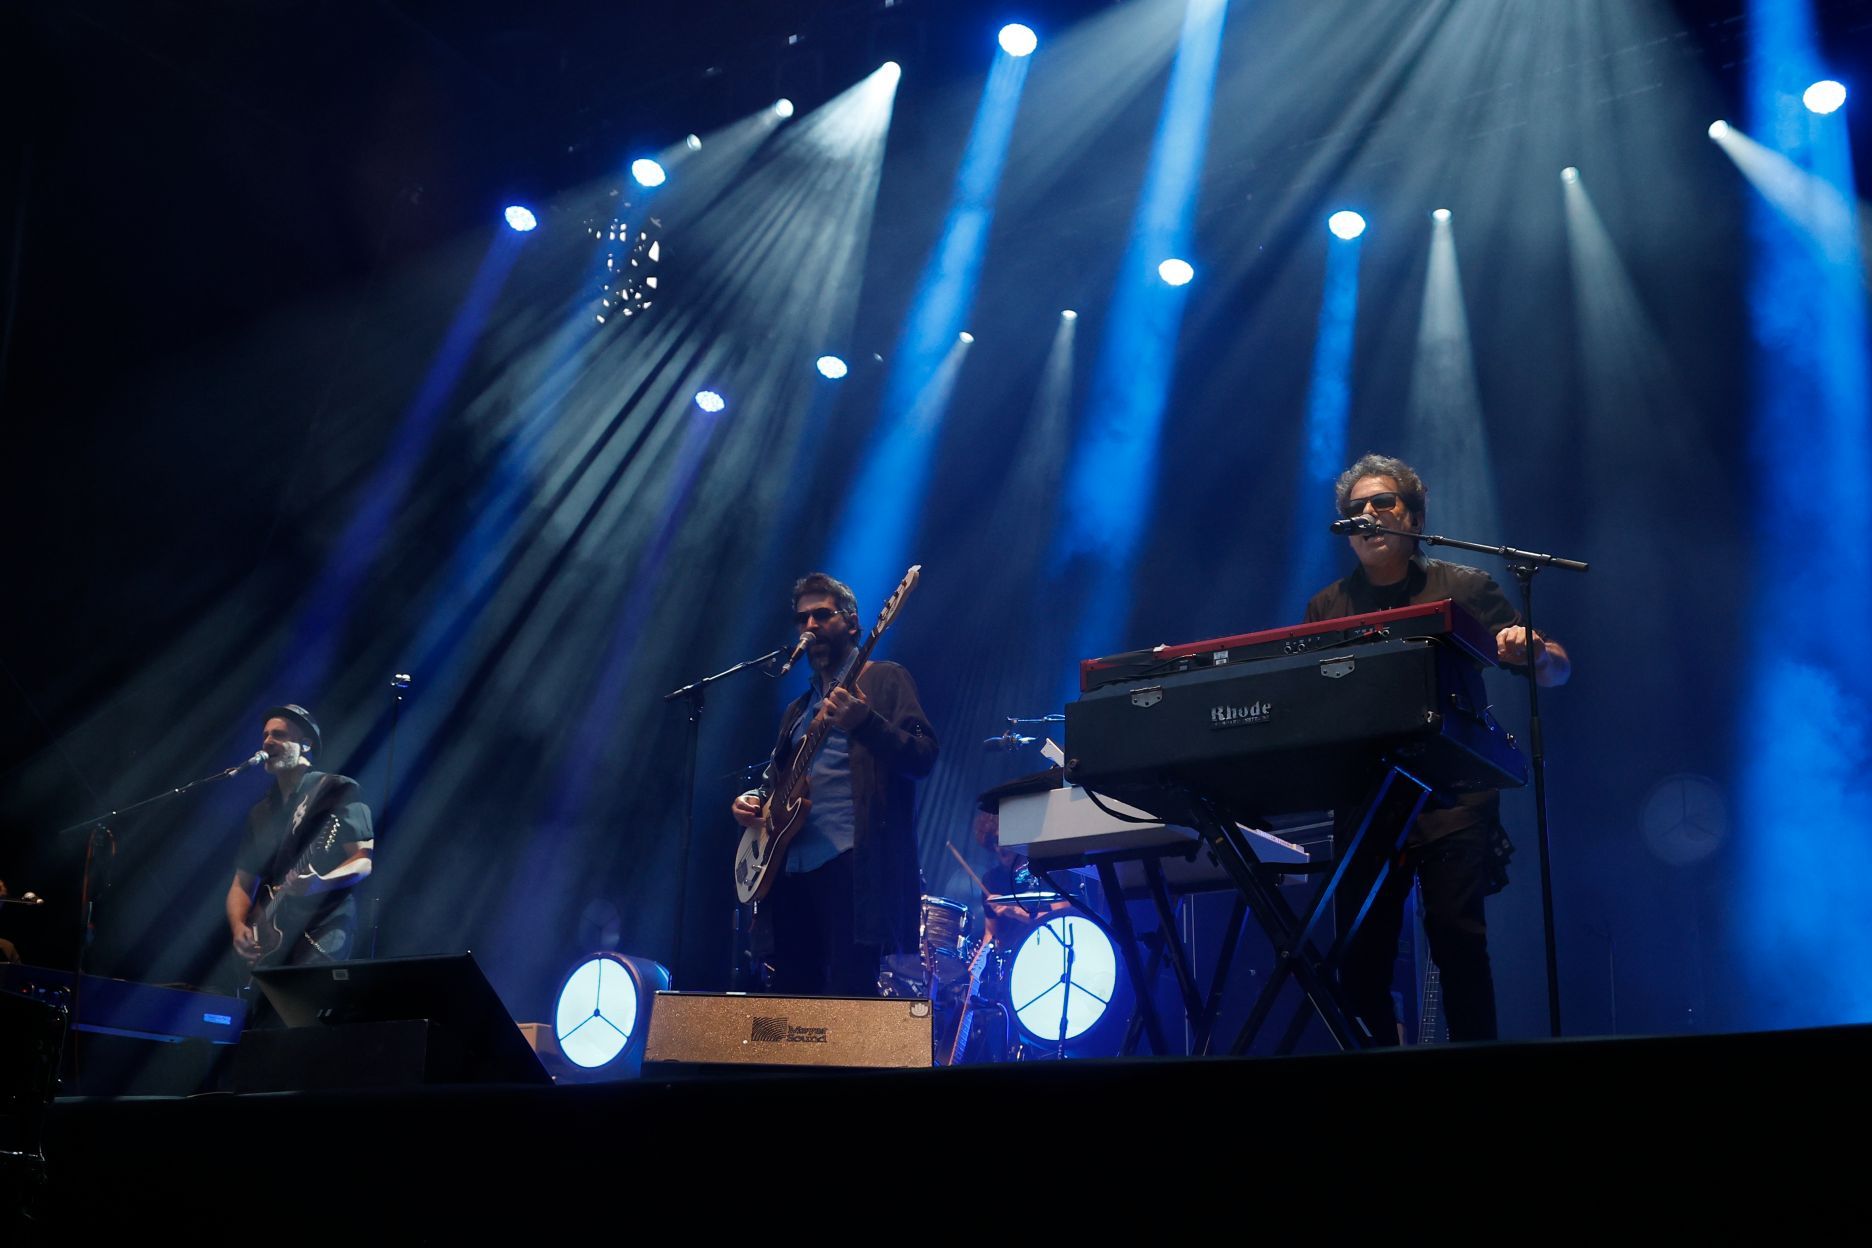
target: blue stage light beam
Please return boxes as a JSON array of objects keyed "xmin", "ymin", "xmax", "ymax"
[
  {"xmin": 824, "ymin": 34, "xmax": 1034, "ymax": 609},
  {"xmin": 1735, "ymin": 0, "xmax": 1872, "ymax": 1029},
  {"xmin": 273, "ymin": 227, "xmax": 529, "ymax": 699},
  {"xmin": 1051, "ymin": 0, "xmax": 1229, "ymax": 684},
  {"xmin": 1279, "ymin": 224, "xmax": 1364, "ymax": 620},
  {"xmin": 1403, "ymin": 210, "xmax": 1500, "ymax": 562}
]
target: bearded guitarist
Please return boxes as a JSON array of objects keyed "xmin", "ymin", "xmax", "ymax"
[
  {"xmin": 730, "ymin": 573, "xmax": 938, "ymax": 996},
  {"xmin": 226, "ymin": 704, "xmax": 375, "ymax": 974}
]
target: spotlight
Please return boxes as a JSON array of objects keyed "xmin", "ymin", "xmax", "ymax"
[
  {"xmin": 1708, "ymin": 119, "xmax": 1730, "ymax": 140},
  {"xmin": 816, "ymin": 355, "xmax": 849, "ymax": 379},
  {"xmin": 551, "ymin": 952, "xmax": 671, "ymax": 1078},
  {"xmin": 630, "ymin": 158, "xmax": 667, "ymax": 188},
  {"xmin": 694, "ymin": 390, "xmax": 726, "ymax": 413},
  {"xmin": 998, "ymin": 23, "xmax": 1038, "ymax": 57},
  {"xmin": 503, "ymin": 205, "xmax": 538, "ymax": 233},
  {"xmin": 1157, "ymin": 258, "xmax": 1194, "ymax": 286},
  {"xmin": 958, "ymin": 331, "xmax": 975, "ymax": 344},
  {"xmin": 1061, "ymin": 309, "xmax": 1078, "ymax": 320},
  {"xmin": 1803, "ymin": 79, "xmax": 1847, "ymax": 115},
  {"xmin": 1432, "ymin": 207, "xmax": 1452, "ymax": 221},
  {"xmin": 1327, "ymin": 210, "xmax": 1366, "ymax": 241},
  {"xmin": 879, "ymin": 61, "xmax": 902, "ymax": 82},
  {"xmin": 774, "ymin": 98, "xmax": 796, "ymax": 119},
  {"xmin": 685, "ymin": 134, "xmax": 702, "ymax": 151}
]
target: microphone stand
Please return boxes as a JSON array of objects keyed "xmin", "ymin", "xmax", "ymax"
[
  {"xmin": 1359, "ymin": 520, "xmax": 1587, "ymax": 1037},
  {"xmin": 661, "ymin": 647, "xmax": 787, "ymax": 987},
  {"xmin": 368, "ymin": 673, "xmax": 411, "ymax": 959},
  {"xmin": 54, "ymin": 757, "xmax": 267, "ymax": 974}
]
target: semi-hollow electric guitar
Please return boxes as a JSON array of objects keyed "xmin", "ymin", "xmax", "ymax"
[
  {"xmin": 249, "ymin": 812, "xmax": 343, "ymax": 960},
  {"xmin": 732, "ymin": 565, "xmax": 922, "ymax": 905}
]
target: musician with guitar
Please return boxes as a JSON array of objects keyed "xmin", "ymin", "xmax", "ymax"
[
  {"xmin": 1307, "ymin": 454, "xmax": 1571, "ymax": 1044},
  {"xmin": 226, "ymin": 704, "xmax": 375, "ymax": 974},
  {"xmin": 730, "ymin": 572, "xmax": 938, "ymax": 996}
]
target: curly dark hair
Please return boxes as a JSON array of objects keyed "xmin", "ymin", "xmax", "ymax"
[
  {"xmin": 1334, "ymin": 453, "xmax": 1427, "ymax": 527},
  {"xmin": 790, "ymin": 572, "xmax": 860, "ymax": 624}
]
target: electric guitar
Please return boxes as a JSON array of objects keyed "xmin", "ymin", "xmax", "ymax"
[
  {"xmin": 1419, "ymin": 957, "xmax": 1447, "ymax": 1045},
  {"xmin": 250, "ymin": 813, "xmax": 343, "ymax": 960},
  {"xmin": 732, "ymin": 565, "xmax": 922, "ymax": 904}
]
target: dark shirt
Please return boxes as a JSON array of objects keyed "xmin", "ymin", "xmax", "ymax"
[
  {"xmin": 766, "ymin": 661, "xmax": 938, "ymax": 951},
  {"xmin": 237, "ymin": 770, "xmax": 373, "ymax": 961},
  {"xmin": 1305, "ymin": 552, "xmax": 1520, "ymax": 842}
]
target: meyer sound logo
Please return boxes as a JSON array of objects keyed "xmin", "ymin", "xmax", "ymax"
[
  {"xmin": 749, "ymin": 1016, "xmax": 829, "ymax": 1044},
  {"xmin": 1210, "ymin": 700, "xmax": 1273, "ymax": 729}
]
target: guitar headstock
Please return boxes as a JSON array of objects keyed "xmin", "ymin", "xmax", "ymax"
[{"xmin": 865, "ymin": 564, "xmax": 922, "ymax": 646}]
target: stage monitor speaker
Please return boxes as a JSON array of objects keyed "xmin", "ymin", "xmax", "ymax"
[
  {"xmin": 239, "ymin": 952, "xmax": 548, "ymax": 1090},
  {"xmin": 643, "ymin": 992, "xmax": 932, "ymax": 1071}
]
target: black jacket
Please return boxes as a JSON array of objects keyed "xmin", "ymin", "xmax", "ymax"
[{"xmin": 763, "ymin": 661, "xmax": 938, "ymax": 950}]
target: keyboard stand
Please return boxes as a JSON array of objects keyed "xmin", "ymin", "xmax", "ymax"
[{"xmin": 1170, "ymin": 760, "xmax": 1431, "ymax": 1054}]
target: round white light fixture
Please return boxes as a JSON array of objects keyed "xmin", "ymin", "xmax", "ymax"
[
  {"xmin": 998, "ymin": 24, "xmax": 1039, "ymax": 58},
  {"xmin": 503, "ymin": 205, "xmax": 538, "ymax": 232},
  {"xmin": 1061, "ymin": 309, "xmax": 1078, "ymax": 320},
  {"xmin": 1432, "ymin": 207, "xmax": 1452, "ymax": 221},
  {"xmin": 694, "ymin": 390, "xmax": 727, "ymax": 413},
  {"xmin": 552, "ymin": 953, "xmax": 672, "ymax": 1075},
  {"xmin": 1157, "ymin": 257, "xmax": 1194, "ymax": 286},
  {"xmin": 957, "ymin": 331, "xmax": 975, "ymax": 344},
  {"xmin": 774, "ymin": 98, "xmax": 796, "ymax": 119},
  {"xmin": 1559, "ymin": 167, "xmax": 1579, "ymax": 185},
  {"xmin": 1803, "ymin": 79, "xmax": 1847, "ymax": 115},
  {"xmin": 685, "ymin": 134, "xmax": 702, "ymax": 151},
  {"xmin": 1708, "ymin": 119, "xmax": 1730, "ymax": 140},
  {"xmin": 816, "ymin": 355, "xmax": 849, "ymax": 379},
  {"xmin": 1327, "ymin": 210, "xmax": 1367, "ymax": 241},
  {"xmin": 630, "ymin": 158, "xmax": 667, "ymax": 188}
]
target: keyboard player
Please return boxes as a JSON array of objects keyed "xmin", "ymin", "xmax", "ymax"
[{"xmin": 1306, "ymin": 453, "xmax": 1571, "ymax": 1044}]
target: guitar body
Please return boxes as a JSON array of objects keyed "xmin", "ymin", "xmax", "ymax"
[
  {"xmin": 733, "ymin": 763, "xmax": 811, "ymax": 905},
  {"xmin": 731, "ymin": 565, "xmax": 923, "ymax": 907},
  {"xmin": 247, "ymin": 813, "xmax": 341, "ymax": 961}
]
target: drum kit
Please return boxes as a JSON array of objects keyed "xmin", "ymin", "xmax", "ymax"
[{"xmin": 894, "ymin": 888, "xmax": 1133, "ymax": 1063}]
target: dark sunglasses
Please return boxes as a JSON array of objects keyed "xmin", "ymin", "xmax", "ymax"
[
  {"xmin": 1341, "ymin": 491, "xmax": 1405, "ymax": 518},
  {"xmin": 792, "ymin": 607, "xmax": 842, "ymax": 626}
]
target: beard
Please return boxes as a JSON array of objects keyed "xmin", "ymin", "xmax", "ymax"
[{"xmin": 265, "ymin": 742, "xmax": 308, "ymax": 773}]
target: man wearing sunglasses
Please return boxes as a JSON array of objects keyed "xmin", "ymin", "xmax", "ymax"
[
  {"xmin": 730, "ymin": 572, "xmax": 939, "ymax": 995},
  {"xmin": 1305, "ymin": 453, "xmax": 1570, "ymax": 1044}
]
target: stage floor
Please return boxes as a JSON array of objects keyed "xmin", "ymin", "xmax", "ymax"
[{"xmin": 14, "ymin": 1022, "xmax": 1859, "ymax": 1236}]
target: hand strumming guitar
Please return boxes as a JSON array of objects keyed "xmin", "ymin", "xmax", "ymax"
[{"xmin": 821, "ymin": 685, "xmax": 870, "ymax": 731}]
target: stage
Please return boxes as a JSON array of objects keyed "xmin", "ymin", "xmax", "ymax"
[{"xmin": 16, "ymin": 1023, "xmax": 1857, "ymax": 1235}]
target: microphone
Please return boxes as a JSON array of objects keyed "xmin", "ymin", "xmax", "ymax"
[
  {"xmin": 1330, "ymin": 515, "xmax": 1378, "ymax": 536},
  {"xmin": 242, "ymin": 750, "xmax": 269, "ymax": 769},
  {"xmin": 776, "ymin": 633, "xmax": 813, "ymax": 677},
  {"xmin": 983, "ymin": 731, "xmax": 1037, "ymax": 752}
]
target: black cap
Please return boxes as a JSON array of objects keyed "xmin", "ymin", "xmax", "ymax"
[{"xmin": 262, "ymin": 704, "xmax": 322, "ymax": 759}]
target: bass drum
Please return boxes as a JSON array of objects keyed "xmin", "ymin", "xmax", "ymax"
[{"xmin": 1001, "ymin": 906, "xmax": 1132, "ymax": 1059}]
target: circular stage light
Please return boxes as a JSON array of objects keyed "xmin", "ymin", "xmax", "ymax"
[
  {"xmin": 1157, "ymin": 257, "xmax": 1194, "ymax": 286},
  {"xmin": 1008, "ymin": 913, "xmax": 1121, "ymax": 1046},
  {"xmin": 774, "ymin": 98, "xmax": 796, "ymax": 119},
  {"xmin": 816, "ymin": 355, "xmax": 849, "ymax": 379},
  {"xmin": 1061, "ymin": 309, "xmax": 1078, "ymax": 320},
  {"xmin": 1327, "ymin": 210, "xmax": 1367, "ymax": 241},
  {"xmin": 1803, "ymin": 79, "xmax": 1847, "ymax": 115},
  {"xmin": 503, "ymin": 205, "xmax": 538, "ymax": 233},
  {"xmin": 694, "ymin": 390, "xmax": 727, "ymax": 413},
  {"xmin": 1560, "ymin": 166, "xmax": 1579, "ymax": 184},
  {"xmin": 958, "ymin": 331, "xmax": 975, "ymax": 344},
  {"xmin": 552, "ymin": 952, "xmax": 671, "ymax": 1073},
  {"xmin": 630, "ymin": 158, "xmax": 667, "ymax": 188},
  {"xmin": 998, "ymin": 23, "xmax": 1038, "ymax": 58},
  {"xmin": 1432, "ymin": 207, "xmax": 1452, "ymax": 221},
  {"xmin": 1708, "ymin": 119, "xmax": 1729, "ymax": 140},
  {"xmin": 685, "ymin": 134, "xmax": 702, "ymax": 151}
]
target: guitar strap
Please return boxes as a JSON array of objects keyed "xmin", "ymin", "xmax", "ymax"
[{"xmin": 260, "ymin": 773, "xmax": 343, "ymax": 888}]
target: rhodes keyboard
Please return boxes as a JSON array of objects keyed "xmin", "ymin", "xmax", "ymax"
[
  {"xmin": 1065, "ymin": 614, "xmax": 1526, "ymax": 820},
  {"xmin": 1079, "ymin": 599, "xmax": 1495, "ymax": 692}
]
